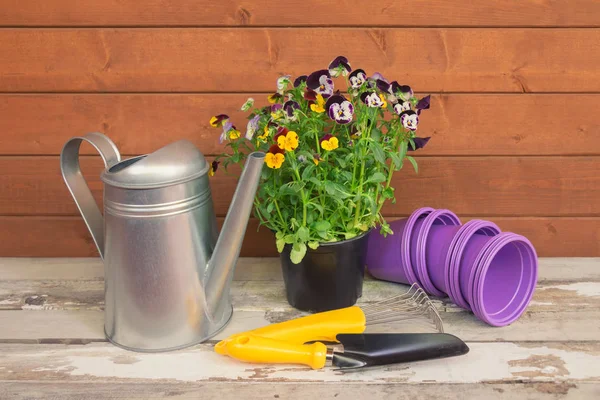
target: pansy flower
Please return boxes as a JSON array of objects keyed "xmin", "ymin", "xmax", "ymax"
[
  {"xmin": 210, "ymin": 114, "xmax": 229, "ymax": 128},
  {"xmin": 325, "ymin": 94, "xmax": 354, "ymax": 124},
  {"xmin": 209, "ymin": 160, "xmax": 220, "ymax": 177},
  {"xmin": 313, "ymin": 154, "xmax": 322, "ymax": 165},
  {"xmin": 294, "ymin": 75, "xmax": 307, "ymax": 87},
  {"xmin": 310, "ymin": 94, "xmax": 326, "ymax": 113},
  {"xmin": 320, "ymin": 134, "xmax": 339, "ymax": 151},
  {"xmin": 265, "ymin": 144, "xmax": 285, "ymax": 169},
  {"xmin": 257, "ymin": 123, "xmax": 273, "ymax": 142},
  {"xmin": 415, "ymin": 95, "xmax": 431, "ymax": 114},
  {"xmin": 360, "ymin": 91, "xmax": 387, "ymax": 108},
  {"xmin": 268, "ymin": 93, "xmax": 284, "ymax": 104},
  {"xmin": 276, "ymin": 75, "xmax": 291, "ymax": 94},
  {"xmin": 400, "ymin": 110, "xmax": 419, "ymax": 131},
  {"xmin": 220, "ymin": 121, "xmax": 241, "ymax": 143},
  {"xmin": 393, "ymin": 100, "xmax": 411, "ymax": 115},
  {"xmin": 298, "ymin": 155, "xmax": 307, "ymax": 163},
  {"xmin": 350, "ymin": 125, "xmax": 362, "ymax": 139},
  {"xmin": 348, "ymin": 69, "xmax": 367, "ymax": 89},
  {"xmin": 245, "ymin": 115, "xmax": 260, "ymax": 140},
  {"xmin": 307, "ymin": 69, "xmax": 334, "ymax": 98},
  {"xmin": 408, "ymin": 137, "xmax": 431, "ymax": 151},
  {"xmin": 398, "ymin": 85, "xmax": 414, "ymax": 101},
  {"xmin": 271, "ymin": 103, "xmax": 284, "ymax": 120},
  {"xmin": 304, "ymin": 88, "xmax": 318, "ymax": 102},
  {"xmin": 283, "ymin": 100, "xmax": 300, "ymax": 120},
  {"xmin": 277, "ymin": 130, "xmax": 299, "ymax": 152},
  {"xmin": 328, "ymin": 56, "xmax": 352, "ymax": 77},
  {"xmin": 241, "ymin": 98, "xmax": 254, "ymax": 111}
]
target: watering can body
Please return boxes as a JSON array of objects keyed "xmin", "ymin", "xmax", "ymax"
[{"xmin": 60, "ymin": 133, "xmax": 264, "ymax": 352}]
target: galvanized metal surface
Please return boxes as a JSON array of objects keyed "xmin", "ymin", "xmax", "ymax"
[{"xmin": 60, "ymin": 132, "xmax": 265, "ymax": 352}]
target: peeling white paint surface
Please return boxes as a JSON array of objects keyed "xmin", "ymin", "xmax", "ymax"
[
  {"xmin": 11, "ymin": 343, "xmax": 599, "ymax": 384},
  {"xmin": 542, "ymin": 282, "xmax": 600, "ymax": 297},
  {"xmin": 0, "ymin": 299, "xmax": 20, "ymax": 305}
]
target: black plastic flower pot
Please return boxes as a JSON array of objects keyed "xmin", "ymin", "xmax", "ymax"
[{"xmin": 279, "ymin": 231, "xmax": 370, "ymax": 312}]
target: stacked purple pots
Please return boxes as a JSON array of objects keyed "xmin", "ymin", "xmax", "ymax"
[{"xmin": 366, "ymin": 207, "xmax": 538, "ymax": 327}]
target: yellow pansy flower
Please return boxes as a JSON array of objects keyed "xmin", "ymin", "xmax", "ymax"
[
  {"xmin": 229, "ymin": 129, "xmax": 241, "ymax": 140},
  {"xmin": 265, "ymin": 145, "xmax": 285, "ymax": 169},
  {"xmin": 310, "ymin": 94, "xmax": 326, "ymax": 113},
  {"xmin": 277, "ymin": 131, "xmax": 299, "ymax": 152},
  {"xmin": 379, "ymin": 94, "xmax": 388, "ymax": 108},
  {"xmin": 209, "ymin": 114, "xmax": 229, "ymax": 127},
  {"xmin": 320, "ymin": 135, "xmax": 339, "ymax": 151}
]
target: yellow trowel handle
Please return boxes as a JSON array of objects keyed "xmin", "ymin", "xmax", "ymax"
[
  {"xmin": 215, "ymin": 306, "xmax": 365, "ymax": 355},
  {"xmin": 223, "ymin": 333, "xmax": 328, "ymax": 370}
]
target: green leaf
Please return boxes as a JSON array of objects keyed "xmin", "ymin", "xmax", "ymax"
[
  {"xmin": 296, "ymin": 226, "xmax": 310, "ymax": 242},
  {"xmin": 290, "ymin": 243, "xmax": 307, "ymax": 264},
  {"xmin": 275, "ymin": 231, "xmax": 284, "ymax": 240},
  {"xmin": 399, "ymin": 140, "xmax": 408, "ymax": 160},
  {"xmin": 313, "ymin": 220, "xmax": 331, "ymax": 232},
  {"xmin": 382, "ymin": 187, "xmax": 395, "ymax": 199},
  {"xmin": 308, "ymin": 202, "xmax": 324, "ymax": 214},
  {"xmin": 308, "ymin": 241, "xmax": 320, "ymax": 250},
  {"xmin": 301, "ymin": 164, "xmax": 316, "ymax": 180},
  {"xmin": 283, "ymin": 234, "xmax": 295, "ymax": 244},
  {"xmin": 308, "ymin": 177, "xmax": 323, "ymax": 188},
  {"xmin": 371, "ymin": 142, "xmax": 386, "ymax": 164},
  {"xmin": 367, "ymin": 172, "xmax": 386, "ymax": 184},
  {"xmin": 325, "ymin": 181, "xmax": 351, "ymax": 198},
  {"xmin": 389, "ymin": 151, "xmax": 404, "ymax": 170},
  {"xmin": 407, "ymin": 156, "xmax": 419, "ymax": 173},
  {"xmin": 336, "ymin": 157, "xmax": 347, "ymax": 169},
  {"xmin": 340, "ymin": 171, "xmax": 353, "ymax": 182},
  {"xmin": 266, "ymin": 202, "xmax": 274, "ymax": 214},
  {"xmin": 276, "ymin": 238, "xmax": 285, "ymax": 253},
  {"xmin": 370, "ymin": 127, "xmax": 382, "ymax": 141}
]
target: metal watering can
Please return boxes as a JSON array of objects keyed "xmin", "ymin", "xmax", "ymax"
[{"xmin": 60, "ymin": 133, "xmax": 265, "ymax": 352}]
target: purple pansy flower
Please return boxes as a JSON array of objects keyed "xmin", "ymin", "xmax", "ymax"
[
  {"xmin": 398, "ymin": 85, "xmax": 414, "ymax": 101},
  {"xmin": 348, "ymin": 69, "xmax": 367, "ymax": 89},
  {"xmin": 393, "ymin": 100, "xmax": 411, "ymax": 115},
  {"xmin": 360, "ymin": 91, "xmax": 385, "ymax": 108},
  {"xmin": 245, "ymin": 115, "xmax": 260, "ymax": 140},
  {"xmin": 220, "ymin": 121, "xmax": 233, "ymax": 143},
  {"xmin": 325, "ymin": 94, "xmax": 354, "ymax": 124},
  {"xmin": 271, "ymin": 103, "xmax": 283, "ymax": 113},
  {"xmin": 307, "ymin": 69, "xmax": 334, "ymax": 98},
  {"xmin": 283, "ymin": 100, "xmax": 300, "ymax": 120},
  {"xmin": 328, "ymin": 56, "xmax": 352, "ymax": 77},
  {"xmin": 294, "ymin": 75, "xmax": 308, "ymax": 87},
  {"xmin": 408, "ymin": 137, "xmax": 431, "ymax": 151},
  {"xmin": 415, "ymin": 95, "xmax": 431, "ymax": 115},
  {"xmin": 400, "ymin": 110, "xmax": 419, "ymax": 131}
]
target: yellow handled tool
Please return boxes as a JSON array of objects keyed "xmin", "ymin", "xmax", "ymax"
[
  {"xmin": 222, "ymin": 333, "xmax": 328, "ymax": 370},
  {"xmin": 214, "ymin": 306, "xmax": 365, "ymax": 355}
]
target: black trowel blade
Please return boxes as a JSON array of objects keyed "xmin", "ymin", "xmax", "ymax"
[{"xmin": 333, "ymin": 333, "xmax": 470, "ymax": 370}]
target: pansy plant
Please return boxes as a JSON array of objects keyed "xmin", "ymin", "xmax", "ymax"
[{"xmin": 210, "ymin": 56, "xmax": 432, "ymax": 263}]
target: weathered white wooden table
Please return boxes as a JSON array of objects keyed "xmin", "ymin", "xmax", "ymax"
[{"xmin": 0, "ymin": 258, "xmax": 598, "ymax": 399}]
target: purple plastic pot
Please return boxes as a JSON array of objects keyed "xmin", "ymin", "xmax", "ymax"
[
  {"xmin": 447, "ymin": 220, "xmax": 501, "ymax": 310},
  {"xmin": 424, "ymin": 224, "xmax": 462, "ymax": 294},
  {"xmin": 366, "ymin": 207, "xmax": 434, "ymax": 285},
  {"xmin": 470, "ymin": 232, "xmax": 538, "ymax": 326},
  {"xmin": 414, "ymin": 209, "xmax": 461, "ymax": 296}
]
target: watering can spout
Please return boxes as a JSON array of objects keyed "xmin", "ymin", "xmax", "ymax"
[{"xmin": 205, "ymin": 152, "xmax": 265, "ymax": 315}]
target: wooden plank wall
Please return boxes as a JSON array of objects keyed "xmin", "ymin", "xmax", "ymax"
[{"xmin": 1, "ymin": 1, "xmax": 599, "ymax": 257}]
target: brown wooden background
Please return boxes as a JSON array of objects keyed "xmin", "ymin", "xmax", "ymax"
[{"xmin": 1, "ymin": 1, "xmax": 599, "ymax": 257}]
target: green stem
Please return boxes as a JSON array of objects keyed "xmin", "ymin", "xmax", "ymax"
[{"xmin": 272, "ymin": 178, "xmax": 287, "ymax": 228}]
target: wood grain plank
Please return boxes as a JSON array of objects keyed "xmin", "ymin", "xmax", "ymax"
[
  {"xmin": 1, "ymin": 29, "xmax": 599, "ymax": 92},
  {"xmin": 3, "ymin": 0, "xmax": 600, "ymax": 27},
  {"xmin": 3, "ymin": 257, "xmax": 597, "ymax": 282},
  {"xmin": 1, "ymin": 382, "xmax": 597, "ymax": 400},
  {"xmin": 1, "ymin": 216, "xmax": 599, "ymax": 257},
  {"xmin": 2, "ymin": 276, "xmax": 598, "ymax": 314},
  {"xmin": 3, "ymin": 94, "xmax": 599, "ymax": 156},
  {"xmin": 0, "ymin": 341, "xmax": 599, "ymax": 383},
  {"xmin": 2, "ymin": 156, "xmax": 599, "ymax": 217}
]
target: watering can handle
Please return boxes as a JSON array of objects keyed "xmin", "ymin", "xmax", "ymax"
[{"xmin": 60, "ymin": 133, "xmax": 121, "ymax": 259}]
